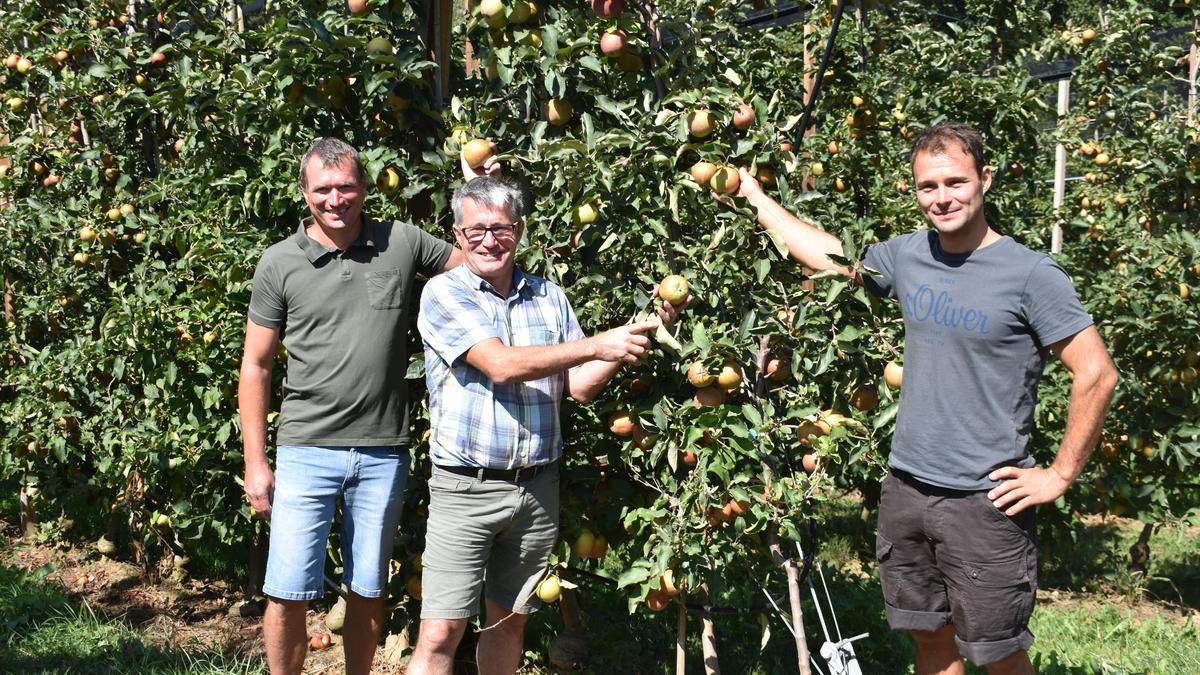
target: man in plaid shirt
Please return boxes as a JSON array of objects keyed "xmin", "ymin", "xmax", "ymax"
[{"xmin": 407, "ymin": 175, "xmax": 688, "ymax": 674}]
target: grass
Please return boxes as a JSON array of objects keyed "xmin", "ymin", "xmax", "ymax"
[
  {"xmin": 0, "ymin": 563, "xmax": 265, "ymax": 675},
  {"xmin": 1029, "ymin": 604, "xmax": 1200, "ymax": 675},
  {"xmin": 516, "ymin": 497, "xmax": 1200, "ymax": 674},
  {"xmin": 0, "ymin": 493, "xmax": 1196, "ymax": 674}
]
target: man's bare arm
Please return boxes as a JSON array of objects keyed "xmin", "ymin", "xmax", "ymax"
[
  {"xmin": 988, "ymin": 326, "xmax": 1118, "ymax": 515},
  {"xmin": 736, "ymin": 168, "xmax": 852, "ymax": 276},
  {"xmin": 238, "ymin": 320, "xmax": 280, "ymax": 519},
  {"xmin": 463, "ymin": 320, "xmax": 658, "ymax": 401}
]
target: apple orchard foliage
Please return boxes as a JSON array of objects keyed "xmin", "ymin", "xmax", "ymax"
[{"xmin": 0, "ymin": 0, "xmax": 1197, "ymax": 622}]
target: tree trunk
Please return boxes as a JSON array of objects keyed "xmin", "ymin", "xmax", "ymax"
[
  {"xmin": 676, "ymin": 603, "xmax": 687, "ymax": 675},
  {"xmin": 1128, "ymin": 521, "xmax": 1154, "ymax": 577},
  {"xmin": 856, "ymin": 479, "xmax": 880, "ymax": 551},
  {"xmin": 698, "ymin": 589, "xmax": 721, "ymax": 675},
  {"xmin": 246, "ymin": 520, "xmax": 268, "ymax": 599},
  {"xmin": 19, "ymin": 480, "xmax": 37, "ymax": 538},
  {"xmin": 549, "ymin": 587, "xmax": 588, "ymax": 670},
  {"xmin": 769, "ymin": 533, "xmax": 812, "ymax": 675}
]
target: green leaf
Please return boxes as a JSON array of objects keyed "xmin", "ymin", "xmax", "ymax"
[
  {"xmin": 617, "ymin": 566, "xmax": 652, "ymax": 589},
  {"xmin": 873, "ymin": 401, "xmax": 899, "ymax": 430},
  {"xmin": 765, "ymin": 229, "xmax": 790, "ymax": 258},
  {"xmin": 741, "ymin": 404, "xmax": 762, "ymax": 428},
  {"xmin": 754, "ymin": 258, "xmax": 771, "ymax": 284},
  {"xmin": 738, "ymin": 309, "xmax": 756, "ymax": 341},
  {"xmin": 835, "ymin": 325, "xmax": 866, "ymax": 343},
  {"xmin": 692, "ymin": 323, "xmax": 711, "ymax": 353},
  {"xmin": 814, "ymin": 343, "xmax": 836, "ymax": 376}
]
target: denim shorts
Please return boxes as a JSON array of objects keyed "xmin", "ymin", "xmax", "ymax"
[
  {"xmin": 419, "ymin": 463, "xmax": 559, "ymax": 619},
  {"xmin": 876, "ymin": 470, "xmax": 1038, "ymax": 666},
  {"xmin": 263, "ymin": 445, "xmax": 410, "ymax": 601}
]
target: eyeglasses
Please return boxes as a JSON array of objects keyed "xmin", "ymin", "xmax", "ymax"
[{"xmin": 455, "ymin": 223, "xmax": 518, "ymax": 244}]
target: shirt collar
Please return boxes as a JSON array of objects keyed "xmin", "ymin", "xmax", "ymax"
[
  {"xmin": 460, "ymin": 265, "xmax": 531, "ymax": 299},
  {"xmin": 292, "ymin": 215, "xmax": 378, "ymax": 264}
]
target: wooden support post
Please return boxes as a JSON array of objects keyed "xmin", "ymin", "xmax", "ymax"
[
  {"xmin": 1051, "ymin": 76, "xmax": 1070, "ymax": 255},
  {"xmin": 429, "ymin": 0, "xmax": 453, "ymax": 108},
  {"xmin": 464, "ymin": 0, "xmax": 480, "ymax": 77},
  {"xmin": 676, "ymin": 603, "xmax": 687, "ymax": 675},
  {"xmin": 801, "ymin": 23, "xmax": 816, "ymax": 194},
  {"xmin": 1188, "ymin": 17, "xmax": 1197, "ymax": 125}
]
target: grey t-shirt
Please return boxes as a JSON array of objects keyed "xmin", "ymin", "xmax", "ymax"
[
  {"xmin": 248, "ymin": 216, "xmax": 453, "ymax": 447},
  {"xmin": 862, "ymin": 231, "xmax": 1093, "ymax": 490}
]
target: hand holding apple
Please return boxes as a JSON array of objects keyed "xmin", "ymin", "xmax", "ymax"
[
  {"xmin": 461, "ymin": 139, "xmax": 501, "ymax": 181},
  {"xmin": 591, "ymin": 320, "xmax": 658, "ymax": 363},
  {"xmin": 735, "ymin": 166, "xmax": 764, "ymax": 201},
  {"xmin": 652, "ymin": 277, "xmax": 692, "ymax": 327}
]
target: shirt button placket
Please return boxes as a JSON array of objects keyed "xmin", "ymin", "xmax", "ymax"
[{"xmin": 504, "ymin": 294, "xmax": 526, "ymax": 467}]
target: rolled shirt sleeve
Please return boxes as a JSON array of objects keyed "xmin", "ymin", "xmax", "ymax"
[{"xmin": 418, "ymin": 274, "xmax": 502, "ymax": 367}]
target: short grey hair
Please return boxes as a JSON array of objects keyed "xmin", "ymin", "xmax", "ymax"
[
  {"xmin": 451, "ymin": 175, "xmax": 528, "ymax": 225},
  {"xmin": 298, "ymin": 137, "xmax": 366, "ymax": 189}
]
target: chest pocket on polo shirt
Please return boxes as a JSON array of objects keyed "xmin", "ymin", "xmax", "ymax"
[{"xmin": 365, "ymin": 268, "xmax": 405, "ymax": 309}]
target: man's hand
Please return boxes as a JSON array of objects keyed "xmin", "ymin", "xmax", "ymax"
[
  {"xmin": 244, "ymin": 460, "xmax": 275, "ymax": 520},
  {"xmin": 461, "ymin": 140, "xmax": 501, "ymax": 181},
  {"xmin": 735, "ymin": 167, "xmax": 765, "ymax": 201},
  {"xmin": 590, "ymin": 319, "xmax": 658, "ymax": 363},
  {"xmin": 652, "ymin": 293, "xmax": 693, "ymax": 328},
  {"xmin": 712, "ymin": 167, "xmax": 764, "ymax": 208},
  {"xmin": 986, "ymin": 466, "xmax": 1072, "ymax": 516}
]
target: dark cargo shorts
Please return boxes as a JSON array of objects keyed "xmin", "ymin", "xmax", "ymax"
[{"xmin": 876, "ymin": 469, "xmax": 1038, "ymax": 666}]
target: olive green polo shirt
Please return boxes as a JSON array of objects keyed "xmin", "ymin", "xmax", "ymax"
[{"xmin": 248, "ymin": 216, "xmax": 453, "ymax": 446}]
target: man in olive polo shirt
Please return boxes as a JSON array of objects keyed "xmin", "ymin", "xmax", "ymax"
[{"xmin": 238, "ymin": 137, "xmax": 497, "ymax": 675}]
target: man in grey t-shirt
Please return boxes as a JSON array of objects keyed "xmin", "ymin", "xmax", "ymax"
[
  {"xmin": 734, "ymin": 122, "xmax": 1117, "ymax": 674},
  {"xmin": 238, "ymin": 137, "xmax": 498, "ymax": 675}
]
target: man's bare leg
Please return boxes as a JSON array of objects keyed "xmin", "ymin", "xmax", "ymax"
[
  {"xmin": 477, "ymin": 599, "xmax": 529, "ymax": 675},
  {"xmin": 986, "ymin": 650, "xmax": 1035, "ymax": 675},
  {"xmin": 911, "ymin": 624, "xmax": 966, "ymax": 675},
  {"xmin": 343, "ymin": 592, "xmax": 386, "ymax": 675},
  {"xmin": 407, "ymin": 618, "xmax": 469, "ymax": 675},
  {"xmin": 264, "ymin": 597, "xmax": 309, "ymax": 675}
]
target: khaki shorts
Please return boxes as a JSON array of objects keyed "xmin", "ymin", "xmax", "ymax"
[
  {"xmin": 419, "ymin": 463, "xmax": 559, "ymax": 620},
  {"xmin": 876, "ymin": 470, "xmax": 1038, "ymax": 666}
]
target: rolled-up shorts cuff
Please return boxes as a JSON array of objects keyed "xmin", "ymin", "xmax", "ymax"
[
  {"xmin": 262, "ymin": 586, "xmax": 322, "ymax": 602},
  {"xmin": 347, "ymin": 582, "xmax": 385, "ymax": 599},
  {"xmin": 956, "ymin": 629, "xmax": 1034, "ymax": 666},
  {"xmin": 884, "ymin": 604, "xmax": 952, "ymax": 633},
  {"xmin": 419, "ymin": 608, "xmax": 476, "ymax": 621}
]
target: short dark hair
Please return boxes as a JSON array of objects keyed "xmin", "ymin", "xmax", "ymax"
[
  {"xmin": 451, "ymin": 175, "xmax": 528, "ymax": 225},
  {"xmin": 298, "ymin": 137, "xmax": 366, "ymax": 189},
  {"xmin": 909, "ymin": 122, "xmax": 987, "ymax": 177}
]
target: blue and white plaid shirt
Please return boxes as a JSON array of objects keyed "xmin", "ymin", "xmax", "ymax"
[{"xmin": 418, "ymin": 265, "xmax": 585, "ymax": 469}]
